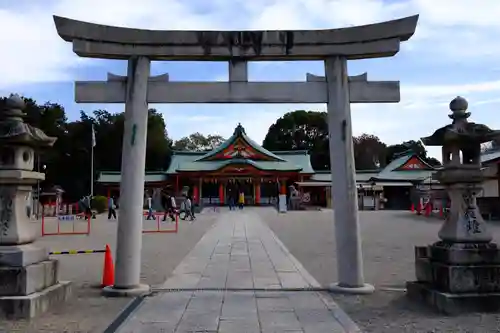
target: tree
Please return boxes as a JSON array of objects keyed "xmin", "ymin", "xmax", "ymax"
[
  {"xmin": 262, "ymin": 110, "xmax": 330, "ymax": 170},
  {"xmin": 386, "ymin": 140, "xmax": 441, "ymax": 167},
  {"xmin": 262, "ymin": 110, "xmax": 387, "ymax": 170},
  {"xmin": 0, "ymin": 96, "xmax": 173, "ymax": 200},
  {"xmin": 353, "ymin": 134, "xmax": 387, "ymax": 170},
  {"xmin": 173, "ymin": 132, "xmax": 226, "ymax": 151}
]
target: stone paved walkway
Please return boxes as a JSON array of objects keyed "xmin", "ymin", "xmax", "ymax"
[{"xmin": 116, "ymin": 209, "xmax": 360, "ymax": 333}]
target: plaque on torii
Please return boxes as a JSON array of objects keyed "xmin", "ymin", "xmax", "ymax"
[{"xmin": 54, "ymin": 14, "xmax": 419, "ymax": 296}]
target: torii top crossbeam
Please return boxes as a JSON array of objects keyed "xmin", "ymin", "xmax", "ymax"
[{"xmin": 53, "ymin": 15, "xmax": 418, "ymax": 61}]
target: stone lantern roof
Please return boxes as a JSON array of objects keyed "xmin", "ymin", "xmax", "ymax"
[
  {"xmin": 0, "ymin": 94, "xmax": 57, "ymax": 147},
  {"xmin": 420, "ymin": 96, "xmax": 500, "ymax": 146}
]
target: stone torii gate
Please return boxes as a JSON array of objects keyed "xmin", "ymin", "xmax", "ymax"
[{"xmin": 54, "ymin": 15, "xmax": 418, "ymax": 296}]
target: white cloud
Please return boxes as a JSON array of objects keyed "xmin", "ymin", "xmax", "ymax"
[
  {"xmin": 2, "ymin": 0, "xmax": 500, "ymax": 162},
  {"xmin": 2, "ymin": 0, "xmax": 500, "ymax": 88}
]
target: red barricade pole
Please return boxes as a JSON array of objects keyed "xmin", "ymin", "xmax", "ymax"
[
  {"xmin": 41, "ymin": 204, "xmax": 91, "ymax": 236},
  {"xmin": 143, "ymin": 211, "xmax": 178, "ymax": 234}
]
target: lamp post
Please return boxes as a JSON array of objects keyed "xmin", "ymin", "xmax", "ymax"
[{"xmin": 35, "ymin": 155, "xmax": 46, "ymax": 219}]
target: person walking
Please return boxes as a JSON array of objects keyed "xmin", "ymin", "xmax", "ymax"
[
  {"xmin": 161, "ymin": 191, "xmax": 176, "ymax": 222},
  {"xmin": 170, "ymin": 193, "xmax": 177, "ymax": 221},
  {"xmin": 227, "ymin": 188, "xmax": 235, "ymax": 211},
  {"xmin": 108, "ymin": 196, "xmax": 117, "ymax": 220},
  {"xmin": 238, "ymin": 191, "xmax": 245, "ymax": 210},
  {"xmin": 189, "ymin": 193, "xmax": 196, "ymax": 220},
  {"xmin": 183, "ymin": 194, "xmax": 195, "ymax": 222},
  {"xmin": 146, "ymin": 192, "xmax": 154, "ymax": 220},
  {"xmin": 84, "ymin": 195, "xmax": 92, "ymax": 218}
]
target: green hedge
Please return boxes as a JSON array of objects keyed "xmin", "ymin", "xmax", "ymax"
[{"xmin": 92, "ymin": 195, "xmax": 108, "ymax": 213}]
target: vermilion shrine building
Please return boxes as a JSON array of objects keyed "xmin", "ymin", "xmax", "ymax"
[
  {"xmin": 98, "ymin": 123, "xmax": 446, "ymax": 209},
  {"xmin": 99, "ymin": 124, "xmax": 315, "ymax": 205}
]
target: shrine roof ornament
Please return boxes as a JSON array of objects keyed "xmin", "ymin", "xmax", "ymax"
[
  {"xmin": 53, "ymin": 15, "xmax": 419, "ymax": 60},
  {"xmin": 195, "ymin": 123, "xmax": 286, "ymax": 162}
]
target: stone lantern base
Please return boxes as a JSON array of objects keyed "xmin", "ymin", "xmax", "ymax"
[
  {"xmin": 0, "ymin": 244, "xmax": 72, "ymax": 319},
  {"xmin": 406, "ymin": 242, "xmax": 500, "ymax": 315}
]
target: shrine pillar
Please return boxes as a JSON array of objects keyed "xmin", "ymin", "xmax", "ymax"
[
  {"xmin": 280, "ymin": 179, "xmax": 287, "ymax": 195},
  {"xmin": 255, "ymin": 181, "xmax": 261, "ymax": 205},
  {"xmin": 175, "ymin": 175, "xmax": 179, "ymax": 195},
  {"xmin": 198, "ymin": 178, "xmax": 202, "ymax": 204},
  {"xmin": 193, "ymin": 182, "xmax": 199, "ymax": 204},
  {"xmin": 218, "ymin": 182, "xmax": 224, "ymax": 205},
  {"xmin": 325, "ymin": 57, "xmax": 372, "ymax": 294},
  {"xmin": 326, "ymin": 187, "xmax": 332, "ymax": 208}
]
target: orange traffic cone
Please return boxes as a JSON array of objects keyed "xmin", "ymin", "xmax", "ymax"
[
  {"xmin": 102, "ymin": 244, "xmax": 115, "ymax": 287},
  {"xmin": 410, "ymin": 203, "xmax": 415, "ymax": 212}
]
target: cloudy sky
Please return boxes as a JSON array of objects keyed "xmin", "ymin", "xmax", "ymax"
[{"xmin": 1, "ymin": 0, "xmax": 500, "ymax": 160}]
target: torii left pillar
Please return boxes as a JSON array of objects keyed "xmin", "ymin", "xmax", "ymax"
[{"xmin": 103, "ymin": 56, "xmax": 151, "ymax": 296}]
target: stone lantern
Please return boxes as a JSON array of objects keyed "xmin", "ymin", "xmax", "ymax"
[
  {"xmin": 0, "ymin": 95, "xmax": 71, "ymax": 319},
  {"xmin": 406, "ymin": 96, "xmax": 500, "ymax": 314}
]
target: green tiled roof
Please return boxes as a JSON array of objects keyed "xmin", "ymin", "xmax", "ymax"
[
  {"xmin": 196, "ymin": 124, "xmax": 286, "ymax": 162},
  {"xmin": 165, "ymin": 151, "xmax": 205, "ymax": 174},
  {"xmin": 166, "ymin": 125, "xmax": 314, "ymax": 174},
  {"xmin": 371, "ymin": 154, "xmax": 435, "ymax": 182},
  {"xmin": 311, "ymin": 171, "xmax": 380, "ymax": 182},
  {"xmin": 167, "ymin": 150, "xmax": 314, "ymax": 174},
  {"xmin": 310, "ymin": 154, "xmax": 436, "ymax": 183},
  {"xmin": 97, "ymin": 171, "xmax": 167, "ymax": 184}
]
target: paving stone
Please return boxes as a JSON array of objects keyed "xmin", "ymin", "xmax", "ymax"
[
  {"xmin": 185, "ymin": 292, "xmax": 223, "ymax": 312},
  {"xmin": 261, "ymin": 327, "xmax": 304, "ymax": 333},
  {"xmin": 161, "ymin": 273, "xmax": 202, "ymax": 289},
  {"xmin": 218, "ymin": 319, "xmax": 260, "ymax": 333},
  {"xmin": 253, "ymin": 277, "xmax": 281, "ymax": 289},
  {"xmin": 257, "ymin": 297, "xmax": 295, "ymax": 312},
  {"xmin": 301, "ymin": 321, "xmax": 345, "ymax": 333},
  {"xmin": 175, "ymin": 311, "xmax": 220, "ymax": 332},
  {"xmin": 116, "ymin": 210, "xmax": 353, "ymax": 333},
  {"xmin": 277, "ymin": 272, "xmax": 309, "ymax": 288},
  {"xmin": 121, "ymin": 321, "xmax": 177, "ymax": 333},
  {"xmin": 255, "ymin": 291, "xmax": 288, "ymax": 299},
  {"xmin": 287, "ymin": 293, "xmax": 328, "ymax": 310},
  {"xmin": 259, "ymin": 311, "xmax": 303, "ymax": 331}
]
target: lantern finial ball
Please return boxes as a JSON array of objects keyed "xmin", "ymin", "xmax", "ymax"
[{"xmin": 449, "ymin": 96, "xmax": 468, "ymax": 112}]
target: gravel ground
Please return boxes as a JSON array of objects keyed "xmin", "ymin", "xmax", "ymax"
[
  {"xmin": 0, "ymin": 210, "xmax": 218, "ymax": 333},
  {"xmin": 260, "ymin": 208, "xmax": 500, "ymax": 333}
]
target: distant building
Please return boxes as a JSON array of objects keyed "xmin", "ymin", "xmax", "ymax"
[{"xmin": 97, "ymin": 124, "xmax": 452, "ymax": 210}]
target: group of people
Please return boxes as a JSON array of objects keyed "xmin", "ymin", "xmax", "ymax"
[
  {"xmin": 108, "ymin": 190, "xmax": 196, "ymax": 221},
  {"xmin": 227, "ymin": 189, "xmax": 245, "ymax": 210},
  {"xmin": 106, "ymin": 187, "xmax": 250, "ymax": 220},
  {"xmin": 148, "ymin": 190, "xmax": 196, "ymax": 222}
]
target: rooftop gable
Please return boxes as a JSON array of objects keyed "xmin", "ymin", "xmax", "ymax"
[
  {"xmin": 373, "ymin": 152, "xmax": 435, "ymax": 182},
  {"xmin": 195, "ymin": 124, "xmax": 286, "ymax": 162}
]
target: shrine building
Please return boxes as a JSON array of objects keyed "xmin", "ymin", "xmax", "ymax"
[
  {"xmin": 97, "ymin": 124, "xmax": 443, "ymax": 209},
  {"xmin": 98, "ymin": 124, "xmax": 315, "ymax": 205}
]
